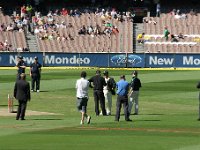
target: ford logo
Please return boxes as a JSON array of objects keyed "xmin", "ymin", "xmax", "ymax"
[
  {"xmin": 110, "ymin": 55, "xmax": 142, "ymax": 66},
  {"xmin": 110, "ymin": 55, "xmax": 126, "ymax": 65},
  {"xmin": 128, "ymin": 55, "xmax": 142, "ymax": 66}
]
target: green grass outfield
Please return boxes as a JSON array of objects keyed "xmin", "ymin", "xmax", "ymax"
[{"xmin": 0, "ymin": 68, "xmax": 200, "ymax": 150}]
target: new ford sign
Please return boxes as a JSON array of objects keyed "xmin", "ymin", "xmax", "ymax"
[
  {"xmin": 128, "ymin": 54, "xmax": 142, "ymax": 67},
  {"xmin": 110, "ymin": 54, "xmax": 126, "ymax": 65},
  {"xmin": 110, "ymin": 54, "xmax": 145, "ymax": 67}
]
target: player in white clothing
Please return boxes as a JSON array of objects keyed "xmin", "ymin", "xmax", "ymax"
[{"xmin": 103, "ymin": 70, "xmax": 116, "ymax": 115}]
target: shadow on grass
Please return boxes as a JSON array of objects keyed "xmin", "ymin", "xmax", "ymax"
[
  {"xmin": 135, "ymin": 119, "xmax": 161, "ymax": 122},
  {"xmin": 39, "ymin": 91, "xmax": 49, "ymax": 93},
  {"xmin": 0, "ymin": 105, "xmax": 19, "ymax": 107},
  {"xmin": 138, "ymin": 114, "xmax": 165, "ymax": 116},
  {"xmin": 32, "ymin": 90, "xmax": 49, "ymax": 93},
  {"xmin": 10, "ymin": 110, "xmax": 17, "ymax": 113},
  {"xmin": 109, "ymin": 114, "xmax": 164, "ymax": 116},
  {"xmin": 29, "ymin": 118, "xmax": 63, "ymax": 120}
]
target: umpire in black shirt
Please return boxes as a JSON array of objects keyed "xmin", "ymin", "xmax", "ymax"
[
  {"xmin": 88, "ymin": 70, "xmax": 107, "ymax": 116},
  {"xmin": 30, "ymin": 56, "xmax": 42, "ymax": 92}
]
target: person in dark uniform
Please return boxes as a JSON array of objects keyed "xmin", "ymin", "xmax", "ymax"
[
  {"xmin": 14, "ymin": 73, "xmax": 31, "ymax": 120},
  {"xmin": 128, "ymin": 70, "xmax": 142, "ymax": 115},
  {"xmin": 115, "ymin": 75, "xmax": 132, "ymax": 122},
  {"xmin": 30, "ymin": 56, "xmax": 42, "ymax": 92},
  {"xmin": 88, "ymin": 70, "xmax": 107, "ymax": 116},
  {"xmin": 197, "ymin": 81, "xmax": 200, "ymax": 121},
  {"xmin": 16, "ymin": 56, "xmax": 26, "ymax": 80},
  {"xmin": 197, "ymin": 82, "xmax": 200, "ymax": 89}
]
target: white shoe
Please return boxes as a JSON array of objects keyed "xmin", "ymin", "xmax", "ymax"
[
  {"xmin": 80, "ymin": 120, "xmax": 84, "ymax": 125},
  {"xmin": 31, "ymin": 90, "xmax": 34, "ymax": 92},
  {"xmin": 87, "ymin": 116, "xmax": 91, "ymax": 124},
  {"xmin": 37, "ymin": 90, "xmax": 40, "ymax": 92},
  {"xmin": 107, "ymin": 112, "xmax": 111, "ymax": 116}
]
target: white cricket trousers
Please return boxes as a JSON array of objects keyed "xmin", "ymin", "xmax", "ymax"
[{"xmin": 103, "ymin": 89, "xmax": 112, "ymax": 114}]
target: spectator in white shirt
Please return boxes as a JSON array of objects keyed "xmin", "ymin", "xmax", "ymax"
[{"xmin": 34, "ymin": 26, "xmax": 40, "ymax": 34}]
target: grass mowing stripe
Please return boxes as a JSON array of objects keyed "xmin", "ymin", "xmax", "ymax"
[{"xmin": 0, "ymin": 129, "xmax": 200, "ymax": 150}]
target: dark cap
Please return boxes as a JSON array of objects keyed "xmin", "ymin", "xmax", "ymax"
[
  {"xmin": 96, "ymin": 70, "xmax": 101, "ymax": 75},
  {"xmin": 103, "ymin": 70, "xmax": 108, "ymax": 75},
  {"xmin": 132, "ymin": 70, "xmax": 138, "ymax": 76},
  {"xmin": 34, "ymin": 56, "xmax": 38, "ymax": 60}
]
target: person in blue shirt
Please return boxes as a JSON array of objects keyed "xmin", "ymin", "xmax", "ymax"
[{"xmin": 115, "ymin": 75, "xmax": 132, "ymax": 122}]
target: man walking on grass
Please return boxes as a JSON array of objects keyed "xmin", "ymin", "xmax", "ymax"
[{"xmin": 76, "ymin": 71, "xmax": 91, "ymax": 125}]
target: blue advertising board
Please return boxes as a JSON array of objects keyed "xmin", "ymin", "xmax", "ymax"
[
  {"xmin": 145, "ymin": 54, "xmax": 175, "ymax": 68},
  {"xmin": 109, "ymin": 53, "xmax": 127, "ymax": 67},
  {"xmin": 0, "ymin": 52, "xmax": 200, "ymax": 68},
  {"xmin": 0, "ymin": 53, "xmax": 43, "ymax": 66},
  {"xmin": 127, "ymin": 54, "xmax": 145, "ymax": 68},
  {"xmin": 79, "ymin": 53, "xmax": 108, "ymax": 67},
  {"xmin": 44, "ymin": 53, "xmax": 109, "ymax": 67},
  {"xmin": 44, "ymin": 53, "xmax": 80, "ymax": 66},
  {"xmin": 109, "ymin": 53, "xmax": 145, "ymax": 68},
  {"xmin": 175, "ymin": 54, "xmax": 200, "ymax": 68}
]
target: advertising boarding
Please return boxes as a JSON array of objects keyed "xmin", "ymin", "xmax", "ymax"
[
  {"xmin": 0, "ymin": 53, "xmax": 43, "ymax": 66},
  {"xmin": 0, "ymin": 52, "xmax": 199, "ymax": 68}
]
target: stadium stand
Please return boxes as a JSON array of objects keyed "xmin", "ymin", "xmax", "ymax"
[
  {"xmin": 0, "ymin": 0, "xmax": 200, "ymax": 54},
  {"xmin": 33, "ymin": 8, "xmax": 134, "ymax": 53},
  {"xmin": 0, "ymin": 7, "xmax": 28, "ymax": 52},
  {"xmin": 142, "ymin": 0, "xmax": 200, "ymax": 53}
]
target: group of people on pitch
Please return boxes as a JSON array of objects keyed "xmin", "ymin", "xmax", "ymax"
[{"xmin": 75, "ymin": 70, "xmax": 142, "ymax": 125}]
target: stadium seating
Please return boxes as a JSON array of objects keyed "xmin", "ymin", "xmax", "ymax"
[
  {"xmin": 1, "ymin": 0, "xmax": 200, "ymax": 54},
  {"xmin": 0, "ymin": 11, "xmax": 27, "ymax": 52},
  {"xmin": 143, "ymin": 10, "xmax": 200, "ymax": 53},
  {"xmin": 37, "ymin": 12, "xmax": 133, "ymax": 53}
]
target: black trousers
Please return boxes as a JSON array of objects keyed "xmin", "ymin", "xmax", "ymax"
[
  {"xmin": 16, "ymin": 100, "xmax": 27, "ymax": 120},
  {"xmin": 93, "ymin": 90, "xmax": 106, "ymax": 116},
  {"xmin": 16, "ymin": 73, "xmax": 21, "ymax": 81},
  {"xmin": 115, "ymin": 95, "xmax": 129, "ymax": 121},
  {"xmin": 31, "ymin": 74, "xmax": 40, "ymax": 91}
]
